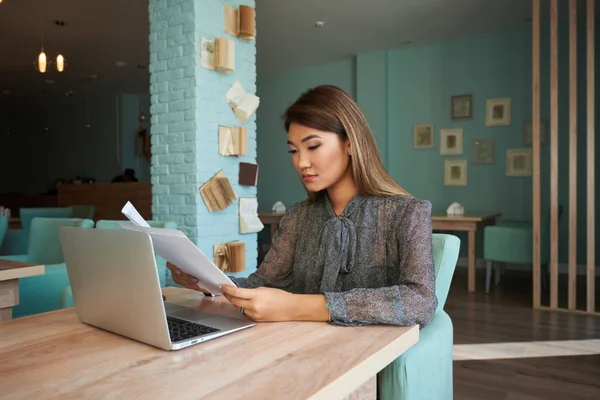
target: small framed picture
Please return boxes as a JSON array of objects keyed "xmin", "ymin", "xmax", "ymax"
[
  {"xmin": 413, "ymin": 124, "xmax": 434, "ymax": 149},
  {"xmin": 506, "ymin": 148, "xmax": 532, "ymax": 177},
  {"xmin": 523, "ymin": 119, "xmax": 548, "ymax": 145},
  {"xmin": 485, "ymin": 97, "xmax": 511, "ymax": 126},
  {"xmin": 451, "ymin": 94, "xmax": 472, "ymax": 119},
  {"xmin": 440, "ymin": 128, "xmax": 463, "ymax": 155},
  {"xmin": 444, "ymin": 159, "xmax": 467, "ymax": 186},
  {"xmin": 473, "ymin": 139, "xmax": 494, "ymax": 164}
]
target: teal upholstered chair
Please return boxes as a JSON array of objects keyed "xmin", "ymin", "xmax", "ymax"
[
  {"xmin": 0, "ymin": 216, "xmax": 8, "ymax": 250},
  {"xmin": 378, "ymin": 233, "xmax": 460, "ymax": 400},
  {"xmin": 0, "ymin": 207, "xmax": 74, "ymax": 256},
  {"xmin": 0, "ymin": 217, "xmax": 94, "ymax": 318},
  {"xmin": 59, "ymin": 219, "xmax": 178, "ymax": 309},
  {"xmin": 483, "ymin": 206, "xmax": 563, "ymax": 293}
]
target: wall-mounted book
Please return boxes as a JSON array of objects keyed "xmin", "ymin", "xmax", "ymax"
[
  {"xmin": 199, "ymin": 169, "xmax": 237, "ymax": 212},
  {"xmin": 213, "ymin": 240, "xmax": 246, "ymax": 272},
  {"xmin": 214, "ymin": 37, "xmax": 235, "ymax": 73},
  {"xmin": 218, "ymin": 126, "xmax": 247, "ymax": 156},
  {"xmin": 239, "ymin": 197, "xmax": 264, "ymax": 234},
  {"xmin": 225, "ymin": 80, "xmax": 259, "ymax": 124},
  {"xmin": 224, "ymin": 4, "xmax": 255, "ymax": 41},
  {"xmin": 239, "ymin": 162, "xmax": 258, "ymax": 186}
]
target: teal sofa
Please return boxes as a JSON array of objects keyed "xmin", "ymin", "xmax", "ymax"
[
  {"xmin": 0, "ymin": 216, "xmax": 7, "ymax": 249},
  {"xmin": 0, "ymin": 217, "xmax": 95, "ymax": 318},
  {"xmin": 378, "ymin": 233, "xmax": 460, "ymax": 400}
]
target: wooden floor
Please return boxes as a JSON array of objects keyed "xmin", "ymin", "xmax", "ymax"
[{"xmin": 446, "ymin": 267, "xmax": 600, "ymax": 399}]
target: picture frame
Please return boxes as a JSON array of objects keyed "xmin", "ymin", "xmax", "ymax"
[
  {"xmin": 451, "ymin": 94, "xmax": 472, "ymax": 120},
  {"xmin": 485, "ymin": 97, "xmax": 511, "ymax": 126},
  {"xmin": 413, "ymin": 124, "xmax": 434, "ymax": 149},
  {"xmin": 522, "ymin": 119, "xmax": 548, "ymax": 146},
  {"xmin": 472, "ymin": 139, "xmax": 494, "ymax": 164},
  {"xmin": 506, "ymin": 148, "xmax": 532, "ymax": 177},
  {"xmin": 444, "ymin": 159, "xmax": 467, "ymax": 186},
  {"xmin": 440, "ymin": 128, "xmax": 463, "ymax": 155}
]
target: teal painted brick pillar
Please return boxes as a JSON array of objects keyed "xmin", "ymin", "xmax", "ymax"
[{"xmin": 149, "ymin": 0, "xmax": 258, "ymax": 283}]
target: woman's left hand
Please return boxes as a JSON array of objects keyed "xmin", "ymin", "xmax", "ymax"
[{"xmin": 221, "ymin": 285, "xmax": 296, "ymax": 322}]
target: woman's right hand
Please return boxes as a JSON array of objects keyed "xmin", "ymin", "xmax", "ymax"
[{"xmin": 166, "ymin": 262, "xmax": 211, "ymax": 294}]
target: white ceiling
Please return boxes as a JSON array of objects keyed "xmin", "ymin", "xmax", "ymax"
[{"xmin": 0, "ymin": 0, "xmax": 533, "ymax": 98}]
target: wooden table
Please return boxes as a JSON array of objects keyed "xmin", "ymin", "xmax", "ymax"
[
  {"xmin": 431, "ymin": 213, "xmax": 501, "ymax": 292},
  {"xmin": 0, "ymin": 287, "xmax": 419, "ymax": 400},
  {"xmin": 0, "ymin": 259, "xmax": 45, "ymax": 321},
  {"xmin": 258, "ymin": 212, "xmax": 285, "ymax": 241}
]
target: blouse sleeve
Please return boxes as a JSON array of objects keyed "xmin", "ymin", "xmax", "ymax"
[
  {"xmin": 228, "ymin": 205, "xmax": 300, "ymax": 290},
  {"xmin": 323, "ymin": 198, "xmax": 438, "ymax": 328}
]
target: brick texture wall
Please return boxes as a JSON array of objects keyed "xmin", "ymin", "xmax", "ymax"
[{"xmin": 149, "ymin": 0, "xmax": 258, "ymax": 283}]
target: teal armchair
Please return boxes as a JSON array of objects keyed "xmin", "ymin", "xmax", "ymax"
[
  {"xmin": 0, "ymin": 206, "xmax": 74, "ymax": 256},
  {"xmin": 0, "ymin": 216, "xmax": 7, "ymax": 250},
  {"xmin": 483, "ymin": 206, "xmax": 563, "ymax": 293},
  {"xmin": 378, "ymin": 233, "xmax": 460, "ymax": 400},
  {"xmin": 0, "ymin": 217, "xmax": 94, "ymax": 318}
]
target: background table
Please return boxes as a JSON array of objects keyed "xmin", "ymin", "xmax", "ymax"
[{"xmin": 0, "ymin": 259, "xmax": 45, "ymax": 321}]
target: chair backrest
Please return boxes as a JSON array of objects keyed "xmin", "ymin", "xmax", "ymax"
[
  {"xmin": 95, "ymin": 220, "xmax": 177, "ymax": 230},
  {"xmin": 27, "ymin": 218, "xmax": 95, "ymax": 264},
  {"xmin": 20, "ymin": 207, "xmax": 74, "ymax": 231},
  {"xmin": 0, "ymin": 216, "xmax": 7, "ymax": 249},
  {"xmin": 431, "ymin": 233, "xmax": 460, "ymax": 312}
]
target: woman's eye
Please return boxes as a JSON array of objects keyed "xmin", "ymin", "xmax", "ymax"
[
  {"xmin": 288, "ymin": 149, "xmax": 297, "ymax": 154},
  {"xmin": 308, "ymin": 144, "xmax": 320, "ymax": 150}
]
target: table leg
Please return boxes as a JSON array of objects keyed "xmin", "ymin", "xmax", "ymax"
[
  {"xmin": 468, "ymin": 230, "xmax": 476, "ymax": 292},
  {"xmin": 0, "ymin": 307, "xmax": 12, "ymax": 321},
  {"xmin": 0, "ymin": 279, "xmax": 19, "ymax": 321}
]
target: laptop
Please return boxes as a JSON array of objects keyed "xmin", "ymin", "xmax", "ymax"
[{"xmin": 59, "ymin": 226, "xmax": 255, "ymax": 351}]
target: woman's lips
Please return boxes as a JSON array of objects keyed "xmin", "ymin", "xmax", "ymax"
[{"xmin": 302, "ymin": 174, "xmax": 318, "ymax": 183}]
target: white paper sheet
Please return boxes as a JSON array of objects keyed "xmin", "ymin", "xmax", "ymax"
[
  {"xmin": 121, "ymin": 201, "xmax": 151, "ymax": 227},
  {"xmin": 239, "ymin": 198, "xmax": 264, "ymax": 234},
  {"xmin": 120, "ymin": 203, "xmax": 236, "ymax": 295}
]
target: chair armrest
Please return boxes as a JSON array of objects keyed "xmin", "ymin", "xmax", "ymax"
[
  {"xmin": 13, "ymin": 263, "xmax": 70, "ymax": 318},
  {"xmin": 378, "ymin": 311, "xmax": 453, "ymax": 400}
]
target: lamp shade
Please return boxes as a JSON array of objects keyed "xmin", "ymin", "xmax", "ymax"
[
  {"xmin": 56, "ymin": 54, "xmax": 65, "ymax": 72},
  {"xmin": 38, "ymin": 51, "xmax": 47, "ymax": 73}
]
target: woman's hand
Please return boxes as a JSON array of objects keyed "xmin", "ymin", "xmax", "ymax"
[
  {"xmin": 166, "ymin": 262, "xmax": 210, "ymax": 294},
  {"xmin": 221, "ymin": 285, "xmax": 300, "ymax": 322}
]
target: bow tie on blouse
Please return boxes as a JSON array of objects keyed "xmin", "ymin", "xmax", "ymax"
[{"xmin": 317, "ymin": 194, "xmax": 366, "ymax": 292}]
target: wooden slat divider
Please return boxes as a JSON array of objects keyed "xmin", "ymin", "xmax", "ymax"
[
  {"xmin": 568, "ymin": 0, "xmax": 578, "ymax": 311},
  {"xmin": 532, "ymin": 0, "xmax": 541, "ymax": 309},
  {"xmin": 550, "ymin": 0, "xmax": 559, "ymax": 309},
  {"xmin": 586, "ymin": 0, "xmax": 595, "ymax": 313}
]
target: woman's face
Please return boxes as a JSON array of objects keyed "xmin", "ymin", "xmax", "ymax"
[{"xmin": 287, "ymin": 122, "xmax": 351, "ymax": 192}]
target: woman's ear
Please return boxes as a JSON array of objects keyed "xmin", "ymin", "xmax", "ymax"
[{"xmin": 345, "ymin": 140, "xmax": 352, "ymax": 156}]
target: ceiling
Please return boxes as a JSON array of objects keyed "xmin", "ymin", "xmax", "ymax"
[{"xmin": 0, "ymin": 0, "xmax": 532, "ymax": 99}]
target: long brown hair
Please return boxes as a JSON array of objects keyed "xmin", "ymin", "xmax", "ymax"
[{"xmin": 283, "ymin": 85, "xmax": 410, "ymax": 201}]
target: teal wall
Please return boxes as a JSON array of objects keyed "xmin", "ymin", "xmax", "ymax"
[{"xmin": 257, "ymin": 19, "xmax": 599, "ymax": 266}]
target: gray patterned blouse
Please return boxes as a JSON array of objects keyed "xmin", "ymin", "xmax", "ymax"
[{"xmin": 230, "ymin": 193, "xmax": 438, "ymax": 328}]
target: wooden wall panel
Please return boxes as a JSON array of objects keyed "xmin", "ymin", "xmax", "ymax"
[
  {"xmin": 586, "ymin": 0, "xmax": 595, "ymax": 313},
  {"xmin": 568, "ymin": 0, "xmax": 578, "ymax": 311},
  {"xmin": 532, "ymin": 0, "xmax": 541, "ymax": 309},
  {"xmin": 550, "ymin": 0, "xmax": 559, "ymax": 309}
]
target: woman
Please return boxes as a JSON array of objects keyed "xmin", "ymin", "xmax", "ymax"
[{"xmin": 167, "ymin": 85, "xmax": 437, "ymax": 328}]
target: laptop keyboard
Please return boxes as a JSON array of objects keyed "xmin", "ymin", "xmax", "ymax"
[{"xmin": 167, "ymin": 316, "xmax": 221, "ymax": 343}]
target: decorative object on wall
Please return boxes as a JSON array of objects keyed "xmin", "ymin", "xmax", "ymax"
[
  {"xmin": 239, "ymin": 162, "xmax": 258, "ymax": 186},
  {"xmin": 472, "ymin": 138, "xmax": 494, "ymax": 164},
  {"xmin": 440, "ymin": 128, "xmax": 463, "ymax": 155},
  {"xmin": 485, "ymin": 97, "xmax": 511, "ymax": 126},
  {"xmin": 239, "ymin": 197, "xmax": 264, "ymax": 234},
  {"xmin": 136, "ymin": 128, "xmax": 151, "ymax": 158},
  {"xmin": 444, "ymin": 159, "xmax": 467, "ymax": 186},
  {"xmin": 523, "ymin": 119, "xmax": 548, "ymax": 145},
  {"xmin": 225, "ymin": 80, "xmax": 260, "ymax": 124},
  {"xmin": 199, "ymin": 169, "xmax": 237, "ymax": 212},
  {"xmin": 446, "ymin": 202, "xmax": 465, "ymax": 216},
  {"xmin": 224, "ymin": 4, "xmax": 256, "ymax": 40},
  {"xmin": 506, "ymin": 148, "xmax": 532, "ymax": 177},
  {"xmin": 451, "ymin": 94, "xmax": 472, "ymax": 119},
  {"xmin": 213, "ymin": 240, "xmax": 246, "ymax": 272},
  {"xmin": 272, "ymin": 201, "xmax": 286, "ymax": 213},
  {"xmin": 413, "ymin": 124, "xmax": 434, "ymax": 149},
  {"xmin": 218, "ymin": 126, "xmax": 247, "ymax": 156},
  {"xmin": 214, "ymin": 37, "xmax": 235, "ymax": 73},
  {"xmin": 200, "ymin": 37, "xmax": 215, "ymax": 70}
]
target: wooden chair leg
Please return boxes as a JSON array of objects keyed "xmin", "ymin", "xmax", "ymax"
[{"xmin": 485, "ymin": 260, "xmax": 493, "ymax": 294}]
